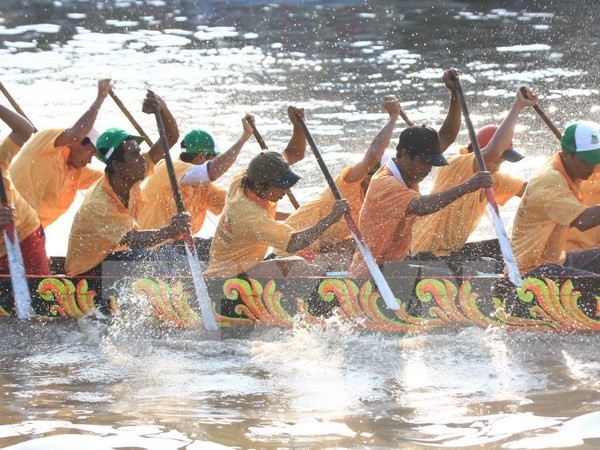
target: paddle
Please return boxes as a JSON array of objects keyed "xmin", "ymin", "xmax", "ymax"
[
  {"xmin": 0, "ymin": 169, "xmax": 33, "ymax": 319},
  {"xmin": 520, "ymin": 87, "xmax": 562, "ymax": 141},
  {"xmin": 247, "ymin": 117, "xmax": 301, "ymax": 209},
  {"xmin": 296, "ymin": 115, "xmax": 400, "ymax": 310},
  {"xmin": 0, "ymin": 82, "xmax": 37, "ymax": 133},
  {"xmin": 110, "ymin": 90, "xmax": 154, "ymax": 147},
  {"xmin": 454, "ymin": 77, "xmax": 523, "ymax": 286},
  {"xmin": 153, "ymin": 106, "xmax": 218, "ymax": 331}
]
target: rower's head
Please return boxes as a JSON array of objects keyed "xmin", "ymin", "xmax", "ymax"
[
  {"xmin": 465, "ymin": 125, "xmax": 525, "ymax": 173},
  {"xmin": 396, "ymin": 125, "xmax": 448, "ymax": 183},
  {"xmin": 96, "ymin": 128, "xmax": 146, "ymax": 181},
  {"xmin": 180, "ymin": 129, "xmax": 220, "ymax": 165},
  {"xmin": 66, "ymin": 129, "xmax": 100, "ymax": 169},
  {"xmin": 560, "ymin": 121, "xmax": 600, "ymax": 180},
  {"xmin": 244, "ymin": 151, "xmax": 301, "ymax": 202}
]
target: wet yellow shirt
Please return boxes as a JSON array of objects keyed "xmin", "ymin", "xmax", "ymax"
[
  {"xmin": 9, "ymin": 128, "xmax": 103, "ymax": 227},
  {"xmin": 565, "ymin": 168, "xmax": 600, "ymax": 251},
  {"xmin": 511, "ymin": 154, "xmax": 587, "ymax": 274},
  {"xmin": 349, "ymin": 165, "xmax": 420, "ymax": 277},
  {"xmin": 138, "ymin": 159, "xmax": 226, "ymax": 236},
  {"xmin": 0, "ymin": 137, "xmax": 41, "ymax": 258},
  {"xmin": 65, "ymin": 157, "xmax": 154, "ymax": 275},
  {"xmin": 278, "ymin": 165, "xmax": 363, "ymax": 255},
  {"xmin": 412, "ymin": 152, "xmax": 524, "ymax": 256},
  {"xmin": 205, "ymin": 169, "xmax": 294, "ymax": 278}
]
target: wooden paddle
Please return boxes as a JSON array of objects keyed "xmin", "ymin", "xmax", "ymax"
[
  {"xmin": 454, "ymin": 76, "xmax": 522, "ymax": 286},
  {"xmin": 110, "ymin": 90, "xmax": 154, "ymax": 147},
  {"xmin": 296, "ymin": 115, "xmax": 400, "ymax": 310},
  {"xmin": 247, "ymin": 117, "xmax": 301, "ymax": 209},
  {"xmin": 520, "ymin": 87, "xmax": 562, "ymax": 140},
  {"xmin": 0, "ymin": 168, "xmax": 33, "ymax": 319},
  {"xmin": 153, "ymin": 106, "xmax": 218, "ymax": 331},
  {"xmin": 0, "ymin": 82, "xmax": 38, "ymax": 133}
]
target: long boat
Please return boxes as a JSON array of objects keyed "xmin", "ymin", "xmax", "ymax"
[{"xmin": 1, "ymin": 258, "xmax": 599, "ymax": 335}]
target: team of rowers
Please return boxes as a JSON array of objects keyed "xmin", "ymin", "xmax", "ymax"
[{"xmin": 2, "ymin": 68, "xmax": 600, "ymax": 281}]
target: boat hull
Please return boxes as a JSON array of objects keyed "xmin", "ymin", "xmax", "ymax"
[{"xmin": 1, "ymin": 272, "xmax": 599, "ymax": 334}]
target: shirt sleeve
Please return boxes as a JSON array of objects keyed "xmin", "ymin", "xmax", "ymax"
[
  {"xmin": 494, "ymin": 173, "xmax": 525, "ymax": 206},
  {"xmin": 180, "ymin": 162, "xmax": 211, "ymax": 185}
]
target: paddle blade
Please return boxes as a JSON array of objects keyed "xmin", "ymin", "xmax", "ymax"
[
  {"xmin": 351, "ymin": 234, "xmax": 400, "ymax": 311},
  {"xmin": 183, "ymin": 242, "xmax": 218, "ymax": 331},
  {"xmin": 486, "ymin": 204, "xmax": 523, "ymax": 286},
  {"xmin": 3, "ymin": 228, "xmax": 33, "ymax": 319}
]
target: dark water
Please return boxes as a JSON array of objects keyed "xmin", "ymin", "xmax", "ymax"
[{"xmin": 2, "ymin": 0, "xmax": 600, "ymax": 448}]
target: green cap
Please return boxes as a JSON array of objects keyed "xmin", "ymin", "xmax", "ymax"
[
  {"xmin": 96, "ymin": 128, "xmax": 144, "ymax": 164},
  {"xmin": 562, "ymin": 121, "xmax": 600, "ymax": 164},
  {"xmin": 181, "ymin": 129, "xmax": 219, "ymax": 156}
]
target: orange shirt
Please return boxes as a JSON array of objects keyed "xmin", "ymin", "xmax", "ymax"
[
  {"xmin": 349, "ymin": 164, "xmax": 420, "ymax": 277},
  {"xmin": 205, "ymin": 169, "xmax": 294, "ymax": 278},
  {"xmin": 65, "ymin": 157, "xmax": 154, "ymax": 275},
  {"xmin": 511, "ymin": 154, "xmax": 587, "ymax": 274},
  {"xmin": 138, "ymin": 159, "xmax": 226, "ymax": 236},
  {"xmin": 0, "ymin": 137, "xmax": 41, "ymax": 258},
  {"xmin": 9, "ymin": 128, "xmax": 103, "ymax": 227},
  {"xmin": 279, "ymin": 165, "xmax": 364, "ymax": 255},
  {"xmin": 412, "ymin": 152, "xmax": 524, "ymax": 256},
  {"xmin": 565, "ymin": 168, "xmax": 600, "ymax": 251}
]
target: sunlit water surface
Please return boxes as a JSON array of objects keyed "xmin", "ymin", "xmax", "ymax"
[{"xmin": 1, "ymin": 0, "xmax": 600, "ymax": 448}]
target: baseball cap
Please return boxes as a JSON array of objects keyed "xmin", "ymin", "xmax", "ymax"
[
  {"xmin": 247, "ymin": 151, "xmax": 301, "ymax": 189},
  {"xmin": 398, "ymin": 125, "xmax": 448, "ymax": 166},
  {"xmin": 562, "ymin": 121, "xmax": 600, "ymax": 164},
  {"xmin": 96, "ymin": 128, "xmax": 144, "ymax": 164},
  {"xmin": 473, "ymin": 125, "xmax": 524, "ymax": 163},
  {"xmin": 181, "ymin": 129, "xmax": 220, "ymax": 156}
]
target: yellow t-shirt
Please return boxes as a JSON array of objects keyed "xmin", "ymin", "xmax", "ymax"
[
  {"xmin": 0, "ymin": 137, "xmax": 41, "ymax": 257},
  {"xmin": 205, "ymin": 169, "xmax": 294, "ymax": 277},
  {"xmin": 9, "ymin": 128, "xmax": 103, "ymax": 227},
  {"xmin": 65, "ymin": 157, "xmax": 154, "ymax": 275},
  {"xmin": 412, "ymin": 152, "xmax": 524, "ymax": 256},
  {"xmin": 511, "ymin": 154, "xmax": 587, "ymax": 274},
  {"xmin": 565, "ymin": 168, "xmax": 600, "ymax": 251},
  {"xmin": 279, "ymin": 165, "xmax": 363, "ymax": 255},
  {"xmin": 138, "ymin": 159, "xmax": 226, "ymax": 236},
  {"xmin": 349, "ymin": 165, "xmax": 420, "ymax": 277}
]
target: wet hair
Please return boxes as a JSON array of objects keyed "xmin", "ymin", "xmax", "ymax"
[
  {"xmin": 395, "ymin": 143, "xmax": 420, "ymax": 161},
  {"xmin": 241, "ymin": 176, "xmax": 271, "ymax": 192},
  {"xmin": 180, "ymin": 152, "xmax": 196, "ymax": 163}
]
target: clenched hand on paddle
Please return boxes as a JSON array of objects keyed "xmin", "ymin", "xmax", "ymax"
[{"xmin": 148, "ymin": 99, "xmax": 219, "ymax": 332}]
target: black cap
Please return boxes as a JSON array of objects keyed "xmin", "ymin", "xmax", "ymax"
[
  {"xmin": 398, "ymin": 125, "xmax": 448, "ymax": 166},
  {"xmin": 247, "ymin": 151, "xmax": 301, "ymax": 189}
]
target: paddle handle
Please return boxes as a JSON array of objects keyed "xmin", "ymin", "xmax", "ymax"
[
  {"xmin": 399, "ymin": 109, "xmax": 414, "ymax": 127},
  {"xmin": 454, "ymin": 78, "xmax": 487, "ymax": 172},
  {"xmin": 248, "ymin": 117, "xmax": 300, "ymax": 209},
  {"xmin": 0, "ymin": 82, "xmax": 38, "ymax": 133},
  {"xmin": 110, "ymin": 91, "xmax": 154, "ymax": 147},
  {"xmin": 154, "ymin": 106, "xmax": 185, "ymax": 214},
  {"xmin": 519, "ymin": 87, "xmax": 562, "ymax": 141}
]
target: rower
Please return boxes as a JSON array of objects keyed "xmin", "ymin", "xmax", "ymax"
[
  {"xmin": 275, "ymin": 68, "xmax": 463, "ymax": 271},
  {"xmin": 65, "ymin": 90, "xmax": 189, "ymax": 276},
  {"xmin": 410, "ymin": 86, "xmax": 538, "ymax": 270},
  {"xmin": 137, "ymin": 114, "xmax": 254, "ymax": 260},
  {"xmin": 565, "ymin": 167, "xmax": 600, "ymax": 252},
  {"xmin": 0, "ymin": 103, "xmax": 50, "ymax": 275},
  {"xmin": 9, "ymin": 79, "xmax": 112, "ymax": 228},
  {"xmin": 348, "ymin": 125, "xmax": 493, "ymax": 277},
  {"xmin": 204, "ymin": 107, "xmax": 350, "ymax": 278},
  {"xmin": 512, "ymin": 121, "xmax": 600, "ymax": 277}
]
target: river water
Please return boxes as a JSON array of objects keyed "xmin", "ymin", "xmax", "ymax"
[{"xmin": 1, "ymin": 0, "xmax": 600, "ymax": 448}]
